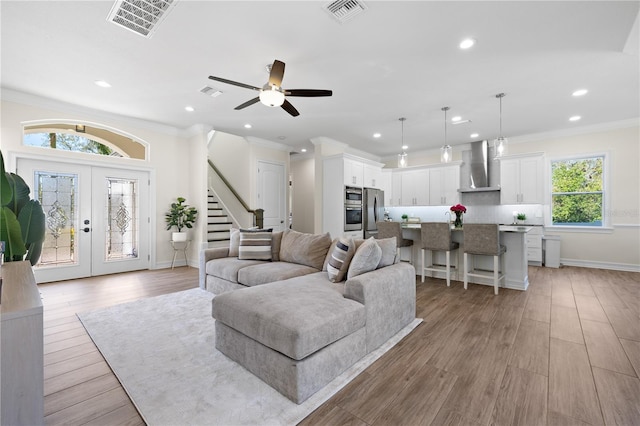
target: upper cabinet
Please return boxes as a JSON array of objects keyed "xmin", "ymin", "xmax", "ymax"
[
  {"xmin": 500, "ymin": 154, "xmax": 544, "ymax": 204},
  {"xmin": 363, "ymin": 164, "xmax": 382, "ymax": 189},
  {"xmin": 400, "ymin": 169, "xmax": 430, "ymax": 206},
  {"xmin": 389, "ymin": 163, "xmax": 461, "ymax": 206},
  {"xmin": 343, "ymin": 158, "xmax": 364, "ymax": 187},
  {"xmin": 429, "ymin": 165, "xmax": 460, "ymax": 206}
]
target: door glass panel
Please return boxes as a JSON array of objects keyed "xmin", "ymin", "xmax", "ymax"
[
  {"xmin": 35, "ymin": 172, "xmax": 78, "ymax": 267},
  {"xmin": 106, "ymin": 177, "xmax": 138, "ymax": 260}
]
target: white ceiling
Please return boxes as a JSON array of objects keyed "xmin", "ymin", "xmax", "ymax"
[{"xmin": 2, "ymin": 1, "xmax": 638, "ymax": 159}]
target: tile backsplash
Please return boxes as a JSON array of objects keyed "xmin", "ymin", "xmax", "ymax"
[{"xmin": 386, "ymin": 204, "xmax": 544, "ymax": 225}]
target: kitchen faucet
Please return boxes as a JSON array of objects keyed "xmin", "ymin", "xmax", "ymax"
[{"xmin": 445, "ymin": 211, "xmax": 452, "ymax": 223}]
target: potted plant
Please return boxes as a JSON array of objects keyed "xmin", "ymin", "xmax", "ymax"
[
  {"xmin": 517, "ymin": 213, "xmax": 527, "ymax": 224},
  {"xmin": 0, "ymin": 151, "xmax": 46, "ymax": 265},
  {"xmin": 165, "ymin": 197, "xmax": 197, "ymax": 242},
  {"xmin": 401, "ymin": 214, "xmax": 408, "ymax": 223}
]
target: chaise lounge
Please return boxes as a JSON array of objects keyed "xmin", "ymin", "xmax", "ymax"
[{"xmin": 200, "ymin": 228, "xmax": 416, "ymax": 403}]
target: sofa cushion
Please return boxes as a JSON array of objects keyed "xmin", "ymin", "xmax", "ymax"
[
  {"xmin": 327, "ymin": 237, "xmax": 356, "ymax": 282},
  {"xmin": 229, "ymin": 228, "xmax": 241, "ymax": 257},
  {"xmin": 205, "ymin": 257, "xmax": 266, "ymax": 283},
  {"xmin": 271, "ymin": 231, "xmax": 283, "ymax": 262},
  {"xmin": 212, "ymin": 277, "xmax": 365, "ymax": 360},
  {"xmin": 347, "ymin": 237, "xmax": 382, "ymax": 279},
  {"xmin": 238, "ymin": 261, "xmax": 320, "ymax": 287},
  {"xmin": 238, "ymin": 229, "xmax": 273, "ymax": 261},
  {"xmin": 376, "ymin": 237, "xmax": 398, "ymax": 268},
  {"xmin": 279, "ymin": 229, "xmax": 332, "ymax": 270}
]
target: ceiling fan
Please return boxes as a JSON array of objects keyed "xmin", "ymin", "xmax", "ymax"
[{"xmin": 208, "ymin": 59, "xmax": 332, "ymax": 117}]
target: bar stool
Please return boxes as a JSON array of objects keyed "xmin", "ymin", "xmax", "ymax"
[
  {"xmin": 377, "ymin": 222, "xmax": 413, "ymax": 263},
  {"xmin": 463, "ymin": 224, "xmax": 506, "ymax": 295},
  {"xmin": 420, "ymin": 222, "xmax": 459, "ymax": 287}
]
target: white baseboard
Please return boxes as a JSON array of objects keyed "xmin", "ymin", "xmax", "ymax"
[{"xmin": 559, "ymin": 258, "xmax": 640, "ymax": 273}]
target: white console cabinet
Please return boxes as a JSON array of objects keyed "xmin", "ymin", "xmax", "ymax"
[
  {"xmin": 500, "ymin": 154, "xmax": 544, "ymax": 204},
  {"xmin": 1, "ymin": 261, "xmax": 44, "ymax": 426}
]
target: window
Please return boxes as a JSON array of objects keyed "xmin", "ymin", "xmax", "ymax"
[
  {"xmin": 551, "ymin": 155, "xmax": 605, "ymax": 227},
  {"xmin": 22, "ymin": 122, "xmax": 148, "ymax": 160}
]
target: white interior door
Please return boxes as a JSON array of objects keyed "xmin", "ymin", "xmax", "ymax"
[
  {"xmin": 17, "ymin": 158, "xmax": 150, "ymax": 283},
  {"xmin": 257, "ymin": 161, "xmax": 286, "ymax": 231}
]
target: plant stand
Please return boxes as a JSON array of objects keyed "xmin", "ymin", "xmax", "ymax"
[{"xmin": 170, "ymin": 239, "xmax": 191, "ymax": 269}]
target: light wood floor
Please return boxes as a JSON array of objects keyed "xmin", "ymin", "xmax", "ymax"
[{"xmin": 40, "ymin": 266, "xmax": 640, "ymax": 425}]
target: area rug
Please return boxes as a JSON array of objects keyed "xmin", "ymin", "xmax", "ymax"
[{"xmin": 78, "ymin": 288, "xmax": 422, "ymax": 425}]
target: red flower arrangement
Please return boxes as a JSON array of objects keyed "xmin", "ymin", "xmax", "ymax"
[{"xmin": 450, "ymin": 204, "xmax": 467, "ymax": 213}]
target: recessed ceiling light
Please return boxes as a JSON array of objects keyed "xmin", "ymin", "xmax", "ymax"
[
  {"xmin": 244, "ymin": 123, "xmax": 252, "ymax": 129},
  {"xmin": 569, "ymin": 115, "xmax": 582, "ymax": 122},
  {"xmin": 470, "ymin": 133, "xmax": 479, "ymax": 138},
  {"xmin": 451, "ymin": 116, "xmax": 462, "ymax": 122},
  {"xmin": 572, "ymin": 89, "xmax": 588, "ymax": 97},
  {"xmin": 459, "ymin": 38, "xmax": 476, "ymax": 49},
  {"xmin": 301, "ymin": 148, "xmax": 307, "ymax": 153},
  {"xmin": 94, "ymin": 80, "xmax": 111, "ymax": 88},
  {"xmin": 373, "ymin": 133, "xmax": 381, "ymax": 138},
  {"xmin": 185, "ymin": 106, "xmax": 195, "ymax": 112},
  {"xmin": 401, "ymin": 145, "xmax": 408, "ymax": 150}
]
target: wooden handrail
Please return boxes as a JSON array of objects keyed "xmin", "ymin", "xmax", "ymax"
[{"xmin": 207, "ymin": 159, "xmax": 263, "ymax": 228}]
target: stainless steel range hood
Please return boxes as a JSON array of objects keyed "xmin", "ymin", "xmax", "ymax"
[{"xmin": 459, "ymin": 140, "xmax": 501, "ymax": 192}]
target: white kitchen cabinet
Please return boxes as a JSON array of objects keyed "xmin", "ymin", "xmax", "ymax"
[
  {"xmin": 526, "ymin": 226, "xmax": 543, "ymax": 265},
  {"xmin": 343, "ymin": 158, "xmax": 364, "ymax": 187},
  {"xmin": 401, "ymin": 169, "xmax": 429, "ymax": 206},
  {"xmin": 380, "ymin": 169, "xmax": 393, "ymax": 206},
  {"xmin": 363, "ymin": 164, "xmax": 382, "ymax": 189},
  {"xmin": 429, "ymin": 165, "xmax": 460, "ymax": 206},
  {"xmin": 500, "ymin": 154, "xmax": 544, "ymax": 204},
  {"xmin": 391, "ymin": 172, "xmax": 402, "ymax": 206}
]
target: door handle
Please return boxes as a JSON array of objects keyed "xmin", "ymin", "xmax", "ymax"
[{"xmin": 83, "ymin": 227, "xmax": 91, "ymax": 233}]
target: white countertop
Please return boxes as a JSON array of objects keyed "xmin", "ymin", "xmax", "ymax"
[{"xmin": 400, "ymin": 223, "xmax": 532, "ymax": 233}]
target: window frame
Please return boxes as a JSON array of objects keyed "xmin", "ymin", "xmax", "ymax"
[{"xmin": 547, "ymin": 151, "xmax": 611, "ymax": 231}]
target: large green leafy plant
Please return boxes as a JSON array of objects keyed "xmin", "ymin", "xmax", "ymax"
[
  {"xmin": 165, "ymin": 197, "xmax": 198, "ymax": 232},
  {"xmin": 0, "ymin": 151, "xmax": 46, "ymax": 265}
]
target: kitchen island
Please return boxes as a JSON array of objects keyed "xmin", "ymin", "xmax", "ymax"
[{"xmin": 401, "ymin": 223, "xmax": 531, "ymax": 291}]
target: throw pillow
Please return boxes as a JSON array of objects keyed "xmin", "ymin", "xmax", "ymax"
[
  {"xmin": 238, "ymin": 229, "xmax": 273, "ymax": 261},
  {"xmin": 376, "ymin": 237, "xmax": 398, "ymax": 268},
  {"xmin": 347, "ymin": 237, "xmax": 382, "ymax": 279},
  {"xmin": 229, "ymin": 228, "xmax": 241, "ymax": 257},
  {"xmin": 327, "ymin": 237, "xmax": 356, "ymax": 282},
  {"xmin": 279, "ymin": 229, "xmax": 332, "ymax": 270}
]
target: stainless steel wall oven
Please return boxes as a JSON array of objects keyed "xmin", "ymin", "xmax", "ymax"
[{"xmin": 344, "ymin": 186, "xmax": 363, "ymax": 231}]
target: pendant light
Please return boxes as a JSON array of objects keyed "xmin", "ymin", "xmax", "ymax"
[
  {"xmin": 440, "ymin": 107, "xmax": 452, "ymax": 163},
  {"xmin": 494, "ymin": 93, "xmax": 508, "ymax": 158},
  {"xmin": 397, "ymin": 117, "xmax": 408, "ymax": 168}
]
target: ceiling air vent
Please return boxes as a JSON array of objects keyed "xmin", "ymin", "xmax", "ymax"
[
  {"xmin": 107, "ymin": 0, "xmax": 178, "ymax": 38},
  {"xmin": 200, "ymin": 86, "xmax": 223, "ymax": 97},
  {"xmin": 324, "ymin": 0, "xmax": 367, "ymax": 24}
]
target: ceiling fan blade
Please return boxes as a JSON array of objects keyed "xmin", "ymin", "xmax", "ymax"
[
  {"xmin": 234, "ymin": 97, "xmax": 260, "ymax": 110},
  {"xmin": 268, "ymin": 60, "xmax": 285, "ymax": 87},
  {"xmin": 281, "ymin": 99, "xmax": 300, "ymax": 117},
  {"xmin": 286, "ymin": 89, "xmax": 333, "ymax": 97},
  {"xmin": 208, "ymin": 76, "xmax": 260, "ymax": 91}
]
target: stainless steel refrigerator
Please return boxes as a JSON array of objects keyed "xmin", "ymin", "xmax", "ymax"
[{"xmin": 363, "ymin": 188, "xmax": 385, "ymax": 239}]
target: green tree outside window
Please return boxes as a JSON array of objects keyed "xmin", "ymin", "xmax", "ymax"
[{"xmin": 551, "ymin": 156, "xmax": 603, "ymax": 226}]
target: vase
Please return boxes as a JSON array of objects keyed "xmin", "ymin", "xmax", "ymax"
[{"xmin": 454, "ymin": 211, "xmax": 463, "ymax": 228}]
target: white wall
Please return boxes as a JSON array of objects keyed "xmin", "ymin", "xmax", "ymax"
[{"xmin": 290, "ymin": 156, "xmax": 315, "ymax": 233}]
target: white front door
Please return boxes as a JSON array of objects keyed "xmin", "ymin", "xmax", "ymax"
[
  {"xmin": 17, "ymin": 158, "xmax": 150, "ymax": 283},
  {"xmin": 257, "ymin": 161, "xmax": 286, "ymax": 231}
]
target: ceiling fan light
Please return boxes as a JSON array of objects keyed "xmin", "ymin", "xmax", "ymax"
[
  {"xmin": 259, "ymin": 87, "xmax": 285, "ymax": 107},
  {"xmin": 441, "ymin": 145, "xmax": 452, "ymax": 163}
]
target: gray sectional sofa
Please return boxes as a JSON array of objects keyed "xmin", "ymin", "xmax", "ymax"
[{"xmin": 199, "ymin": 229, "xmax": 416, "ymax": 404}]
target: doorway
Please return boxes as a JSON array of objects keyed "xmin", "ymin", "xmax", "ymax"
[
  {"xmin": 17, "ymin": 158, "xmax": 150, "ymax": 283},
  {"xmin": 257, "ymin": 160, "xmax": 286, "ymax": 231}
]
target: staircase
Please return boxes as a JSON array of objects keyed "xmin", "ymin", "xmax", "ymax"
[{"xmin": 207, "ymin": 191, "xmax": 233, "ymax": 247}]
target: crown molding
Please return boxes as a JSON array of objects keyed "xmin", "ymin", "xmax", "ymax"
[{"xmin": 246, "ymin": 136, "xmax": 291, "ymax": 152}]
